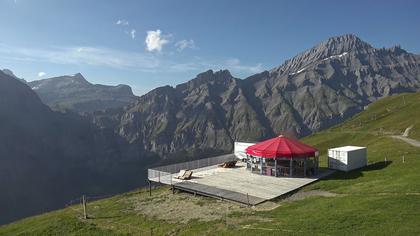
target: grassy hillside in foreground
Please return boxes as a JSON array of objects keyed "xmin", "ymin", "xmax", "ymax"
[{"xmin": 1, "ymin": 93, "xmax": 420, "ymax": 235}]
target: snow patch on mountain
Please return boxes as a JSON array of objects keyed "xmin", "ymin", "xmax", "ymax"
[
  {"xmin": 289, "ymin": 67, "xmax": 307, "ymax": 76},
  {"xmin": 323, "ymin": 52, "xmax": 348, "ymax": 61}
]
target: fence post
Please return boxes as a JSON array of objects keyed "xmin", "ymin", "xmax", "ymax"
[
  {"xmin": 149, "ymin": 180, "xmax": 152, "ymax": 196},
  {"xmin": 82, "ymin": 195, "xmax": 88, "ymax": 219}
]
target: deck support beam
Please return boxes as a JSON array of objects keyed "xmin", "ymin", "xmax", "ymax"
[
  {"xmin": 304, "ymin": 159, "xmax": 307, "ymax": 177},
  {"xmin": 274, "ymin": 159, "xmax": 278, "ymax": 177},
  {"xmin": 289, "ymin": 158, "xmax": 293, "ymax": 177}
]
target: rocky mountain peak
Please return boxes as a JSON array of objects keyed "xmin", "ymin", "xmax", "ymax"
[
  {"xmin": 2, "ymin": 69, "xmax": 18, "ymax": 78},
  {"xmin": 64, "ymin": 73, "xmax": 90, "ymax": 85},
  {"xmin": 1, "ymin": 68, "xmax": 27, "ymax": 83},
  {"xmin": 176, "ymin": 69, "xmax": 235, "ymax": 92},
  {"xmin": 29, "ymin": 73, "xmax": 90, "ymax": 90},
  {"xmin": 194, "ymin": 69, "xmax": 233, "ymax": 82},
  {"xmin": 387, "ymin": 45, "xmax": 407, "ymax": 55},
  {"xmin": 270, "ymin": 34, "xmax": 373, "ymax": 76},
  {"xmin": 319, "ymin": 34, "xmax": 373, "ymax": 54},
  {"xmin": 71, "ymin": 72, "xmax": 87, "ymax": 81}
]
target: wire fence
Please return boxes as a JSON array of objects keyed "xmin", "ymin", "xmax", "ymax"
[{"xmin": 147, "ymin": 154, "xmax": 237, "ymax": 183}]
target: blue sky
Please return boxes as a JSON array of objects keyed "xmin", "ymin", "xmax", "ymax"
[{"xmin": 0, "ymin": 0, "xmax": 419, "ymax": 95}]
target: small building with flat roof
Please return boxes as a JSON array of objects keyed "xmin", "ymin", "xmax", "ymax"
[
  {"xmin": 328, "ymin": 146, "xmax": 367, "ymax": 172},
  {"xmin": 234, "ymin": 141, "xmax": 256, "ymax": 160}
]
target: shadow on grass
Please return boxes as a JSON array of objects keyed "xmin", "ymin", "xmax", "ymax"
[
  {"xmin": 363, "ymin": 161, "xmax": 392, "ymax": 171},
  {"xmin": 325, "ymin": 161, "xmax": 392, "ymax": 180}
]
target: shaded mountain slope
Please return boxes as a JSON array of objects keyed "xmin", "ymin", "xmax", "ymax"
[
  {"xmin": 27, "ymin": 73, "xmax": 137, "ymax": 113},
  {"xmin": 0, "ymin": 70, "xmax": 155, "ymax": 225}
]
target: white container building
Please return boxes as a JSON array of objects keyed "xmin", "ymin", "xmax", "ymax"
[
  {"xmin": 234, "ymin": 142, "xmax": 256, "ymax": 160},
  {"xmin": 328, "ymin": 146, "xmax": 367, "ymax": 172}
]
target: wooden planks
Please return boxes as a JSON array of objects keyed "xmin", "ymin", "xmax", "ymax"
[{"xmin": 174, "ymin": 182, "xmax": 265, "ymax": 205}]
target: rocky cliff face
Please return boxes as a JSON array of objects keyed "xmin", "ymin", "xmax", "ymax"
[
  {"xmin": 98, "ymin": 34, "xmax": 420, "ymax": 157},
  {"xmin": 27, "ymin": 73, "xmax": 137, "ymax": 113},
  {"xmin": 260, "ymin": 34, "xmax": 420, "ymax": 133}
]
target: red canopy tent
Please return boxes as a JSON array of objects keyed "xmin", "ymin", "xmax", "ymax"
[
  {"xmin": 245, "ymin": 135, "xmax": 319, "ymax": 177},
  {"xmin": 245, "ymin": 135, "xmax": 317, "ymax": 158}
]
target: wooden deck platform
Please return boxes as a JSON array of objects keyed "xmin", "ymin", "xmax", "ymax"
[
  {"xmin": 174, "ymin": 182, "xmax": 265, "ymax": 205},
  {"xmin": 149, "ymin": 162, "xmax": 334, "ymax": 205}
]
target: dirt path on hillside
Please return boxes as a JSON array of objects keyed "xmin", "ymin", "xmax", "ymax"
[
  {"xmin": 390, "ymin": 135, "xmax": 420, "ymax": 147},
  {"xmin": 390, "ymin": 126, "xmax": 420, "ymax": 148},
  {"xmin": 402, "ymin": 125, "xmax": 414, "ymax": 137}
]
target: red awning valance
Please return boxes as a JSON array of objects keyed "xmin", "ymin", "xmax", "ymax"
[{"xmin": 245, "ymin": 135, "xmax": 317, "ymax": 159}]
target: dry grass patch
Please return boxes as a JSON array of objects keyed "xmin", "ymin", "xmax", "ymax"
[{"xmin": 127, "ymin": 188, "xmax": 248, "ymax": 223}]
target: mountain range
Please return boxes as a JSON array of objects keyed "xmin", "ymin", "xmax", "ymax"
[
  {"xmin": 1, "ymin": 34, "xmax": 420, "ymax": 224},
  {"xmin": 94, "ymin": 34, "xmax": 420, "ymax": 157}
]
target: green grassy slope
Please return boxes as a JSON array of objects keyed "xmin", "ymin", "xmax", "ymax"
[{"xmin": 1, "ymin": 93, "xmax": 420, "ymax": 236}]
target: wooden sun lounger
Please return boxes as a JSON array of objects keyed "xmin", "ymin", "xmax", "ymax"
[
  {"xmin": 176, "ymin": 169, "xmax": 193, "ymax": 180},
  {"xmin": 218, "ymin": 160, "xmax": 237, "ymax": 168}
]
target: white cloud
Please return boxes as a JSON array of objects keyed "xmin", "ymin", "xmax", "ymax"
[
  {"xmin": 38, "ymin": 71, "xmax": 46, "ymax": 77},
  {"xmin": 0, "ymin": 44, "xmax": 160, "ymax": 72},
  {"xmin": 145, "ymin": 29, "xmax": 169, "ymax": 52},
  {"xmin": 116, "ymin": 19, "xmax": 129, "ymax": 26},
  {"xmin": 0, "ymin": 44, "xmax": 265, "ymax": 77},
  {"xmin": 130, "ymin": 29, "xmax": 136, "ymax": 39},
  {"xmin": 175, "ymin": 39, "xmax": 196, "ymax": 52}
]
